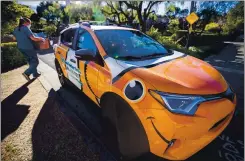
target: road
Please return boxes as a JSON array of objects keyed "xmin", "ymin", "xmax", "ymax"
[{"xmin": 37, "ymin": 42, "xmax": 244, "ymax": 161}]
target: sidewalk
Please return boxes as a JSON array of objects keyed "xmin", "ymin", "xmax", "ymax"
[{"xmin": 1, "ymin": 66, "xmax": 100, "ymax": 161}]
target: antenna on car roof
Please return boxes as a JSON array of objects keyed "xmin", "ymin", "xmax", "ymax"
[{"xmin": 79, "ymin": 20, "xmax": 91, "ymax": 28}]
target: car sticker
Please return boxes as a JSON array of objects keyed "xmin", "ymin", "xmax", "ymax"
[{"xmin": 61, "ymin": 57, "xmax": 83, "ymax": 86}]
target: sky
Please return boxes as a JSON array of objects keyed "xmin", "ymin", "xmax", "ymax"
[{"xmin": 17, "ymin": 1, "xmax": 192, "ymax": 15}]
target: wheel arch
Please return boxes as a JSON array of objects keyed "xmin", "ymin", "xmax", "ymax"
[{"xmin": 100, "ymin": 91, "xmax": 150, "ymax": 159}]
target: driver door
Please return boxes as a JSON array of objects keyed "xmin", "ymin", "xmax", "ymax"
[{"xmin": 75, "ymin": 28, "xmax": 102, "ymax": 104}]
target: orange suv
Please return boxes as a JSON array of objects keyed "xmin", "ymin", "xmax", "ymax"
[{"xmin": 53, "ymin": 23, "xmax": 236, "ymax": 160}]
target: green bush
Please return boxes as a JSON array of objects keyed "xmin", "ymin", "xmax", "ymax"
[
  {"xmin": 158, "ymin": 36, "xmax": 204, "ymax": 59},
  {"xmin": 168, "ymin": 19, "xmax": 180, "ymax": 34},
  {"xmin": 170, "ymin": 33, "xmax": 177, "ymax": 41},
  {"xmin": 43, "ymin": 24, "xmax": 57, "ymax": 37},
  {"xmin": 146, "ymin": 26, "xmax": 160, "ymax": 40},
  {"xmin": 205, "ymin": 22, "xmax": 221, "ymax": 33},
  {"xmin": 1, "ymin": 42, "xmax": 27, "ymax": 73}
]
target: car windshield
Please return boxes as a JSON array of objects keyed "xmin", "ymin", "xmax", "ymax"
[{"xmin": 95, "ymin": 29, "xmax": 169, "ymax": 61}]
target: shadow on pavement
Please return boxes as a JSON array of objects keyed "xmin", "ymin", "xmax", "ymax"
[
  {"xmin": 1, "ymin": 79, "xmax": 36, "ymax": 141},
  {"xmin": 31, "ymin": 88, "xmax": 115, "ymax": 161}
]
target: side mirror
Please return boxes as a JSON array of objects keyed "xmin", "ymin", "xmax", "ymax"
[{"xmin": 75, "ymin": 49, "xmax": 96, "ymax": 61}]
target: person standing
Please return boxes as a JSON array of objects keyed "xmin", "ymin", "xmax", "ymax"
[{"xmin": 13, "ymin": 17, "xmax": 45, "ymax": 81}]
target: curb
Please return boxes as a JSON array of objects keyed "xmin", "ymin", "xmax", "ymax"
[
  {"xmin": 37, "ymin": 58, "xmax": 53, "ymax": 92},
  {"xmin": 37, "ymin": 73, "xmax": 53, "ymax": 92}
]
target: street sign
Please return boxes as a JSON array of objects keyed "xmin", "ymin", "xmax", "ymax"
[{"xmin": 186, "ymin": 12, "xmax": 199, "ymax": 25}]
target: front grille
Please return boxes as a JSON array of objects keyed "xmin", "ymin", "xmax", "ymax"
[{"xmin": 209, "ymin": 114, "xmax": 230, "ymax": 131}]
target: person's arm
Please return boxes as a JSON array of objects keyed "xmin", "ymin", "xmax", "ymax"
[
  {"xmin": 23, "ymin": 26, "xmax": 44, "ymax": 42},
  {"xmin": 29, "ymin": 35, "xmax": 45, "ymax": 42}
]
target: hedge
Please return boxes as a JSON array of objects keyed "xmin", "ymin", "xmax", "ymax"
[{"xmin": 1, "ymin": 42, "xmax": 27, "ymax": 73}]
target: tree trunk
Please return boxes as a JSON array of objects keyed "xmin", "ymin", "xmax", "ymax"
[
  {"xmin": 190, "ymin": 1, "xmax": 197, "ymax": 13},
  {"xmin": 142, "ymin": 22, "xmax": 146, "ymax": 33},
  {"xmin": 137, "ymin": 9, "xmax": 145, "ymax": 32}
]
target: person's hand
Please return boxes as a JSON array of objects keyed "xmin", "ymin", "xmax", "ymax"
[{"xmin": 40, "ymin": 37, "xmax": 45, "ymax": 42}]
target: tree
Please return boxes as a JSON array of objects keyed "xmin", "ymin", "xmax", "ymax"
[
  {"xmin": 195, "ymin": 1, "xmax": 239, "ymax": 35},
  {"xmin": 119, "ymin": 1, "xmax": 162, "ymax": 32},
  {"xmin": 64, "ymin": 4, "xmax": 93, "ymax": 23},
  {"xmin": 42, "ymin": 2, "xmax": 64, "ymax": 25},
  {"xmin": 101, "ymin": 2, "xmax": 136, "ymax": 25},
  {"xmin": 199, "ymin": 1, "xmax": 238, "ymax": 16},
  {"xmin": 92, "ymin": 8, "xmax": 106, "ymax": 21},
  {"xmin": 1, "ymin": 1, "xmax": 34, "ymax": 36},
  {"xmin": 166, "ymin": 4, "xmax": 180, "ymax": 19},
  {"xmin": 101, "ymin": 2, "xmax": 123, "ymax": 24},
  {"xmin": 197, "ymin": 8, "xmax": 219, "ymax": 34},
  {"xmin": 166, "ymin": 4, "xmax": 189, "ymax": 19},
  {"xmin": 101, "ymin": 1, "xmax": 162, "ymax": 32},
  {"xmin": 224, "ymin": 1, "xmax": 244, "ymax": 34},
  {"xmin": 36, "ymin": 1, "xmax": 54, "ymax": 18}
]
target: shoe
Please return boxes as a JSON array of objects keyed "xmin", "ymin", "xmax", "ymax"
[
  {"xmin": 22, "ymin": 73, "xmax": 31, "ymax": 81},
  {"xmin": 33, "ymin": 73, "xmax": 41, "ymax": 78}
]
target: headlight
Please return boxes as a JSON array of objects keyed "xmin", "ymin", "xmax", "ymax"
[{"xmin": 149, "ymin": 90, "xmax": 222, "ymax": 115}]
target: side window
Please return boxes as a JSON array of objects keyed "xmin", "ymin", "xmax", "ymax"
[
  {"xmin": 61, "ymin": 29, "xmax": 76, "ymax": 48},
  {"xmin": 77, "ymin": 32, "xmax": 97, "ymax": 54},
  {"xmin": 77, "ymin": 31, "xmax": 104, "ymax": 66}
]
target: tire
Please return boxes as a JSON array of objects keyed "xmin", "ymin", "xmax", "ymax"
[
  {"xmin": 101, "ymin": 93, "xmax": 149, "ymax": 161},
  {"xmin": 55, "ymin": 60, "xmax": 69, "ymax": 88}
]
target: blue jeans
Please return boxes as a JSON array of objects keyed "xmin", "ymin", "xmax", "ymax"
[{"xmin": 19, "ymin": 49, "xmax": 39, "ymax": 77}]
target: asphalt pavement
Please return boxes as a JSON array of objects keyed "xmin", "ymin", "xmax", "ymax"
[{"xmin": 37, "ymin": 42, "xmax": 244, "ymax": 161}]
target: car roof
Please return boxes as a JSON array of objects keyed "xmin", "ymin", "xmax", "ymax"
[
  {"xmin": 91, "ymin": 25, "xmax": 137, "ymax": 31},
  {"xmin": 60, "ymin": 24, "xmax": 137, "ymax": 34}
]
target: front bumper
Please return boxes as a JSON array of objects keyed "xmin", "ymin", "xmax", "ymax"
[
  {"xmin": 142, "ymin": 96, "xmax": 236, "ymax": 160},
  {"xmin": 162, "ymin": 110, "xmax": 234, "ymax": 160}
]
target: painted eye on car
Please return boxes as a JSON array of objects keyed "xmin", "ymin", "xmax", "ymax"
[{"xmin": 124, "ymin": 80, "xmax": 145, "ymax": 101}]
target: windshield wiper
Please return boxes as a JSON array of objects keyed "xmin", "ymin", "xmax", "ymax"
[
  {"xmin": 116, "ymin": 56, "xmax": 142, "ymax": 61},
  {"xmin": 140, "ymin": 53, "xmax": 166, "ymax": 59}
]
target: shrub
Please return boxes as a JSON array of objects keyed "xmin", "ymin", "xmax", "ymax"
[
  {"xmin": 170, "ymin": 33, "xmax": 177, "ymax": 41},
  {"xmin": 43, "ymin": 24, "xmax": 57, "ymax": 37},
  {"xmin": 1, "ymin": 42, "xmax": 27, "ymax": 73},
  {"xmin": 205, "ymin": 22, "xmax": 221, "ymax": 33},
  {"xmin": 158, "ymin": 36, "xmax": 204, "ymax": 59},
  {"xmin": 168, "ymin": 19, "xmax": 180, "ymax": 34},
  {"xmin": 146, "ymin": 26, "xmax": 160, "ymax": 40}
]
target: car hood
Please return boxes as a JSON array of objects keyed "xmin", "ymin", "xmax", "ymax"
[{"xmin": 108, "ymin": 51, "xmax": 228, "ymax": 95}]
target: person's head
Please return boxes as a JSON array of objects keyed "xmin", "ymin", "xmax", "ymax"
[{"xmin": 18, "ymin": 17, "xmax": 31, "ymax": 31}]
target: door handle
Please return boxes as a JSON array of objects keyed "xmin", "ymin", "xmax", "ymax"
[{"xmin": 70, "ymin": 59, "xmax": 76, "ymax": 63}]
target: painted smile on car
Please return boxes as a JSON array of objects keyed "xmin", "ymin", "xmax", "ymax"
[{"xmin": 54, "ymin": 22, "xmax": 236, "ymax": 160}]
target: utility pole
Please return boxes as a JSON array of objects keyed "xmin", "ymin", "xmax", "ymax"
[
  {"xmin": 65, "ymin": 0, "xmax": 71, "ymax": 25},
  {"xmin": 185, "ymin": 1, "xmax": 197, "ymax": 49},
  {"xmin": 190, "ymin": 1, "xmax": 197, "ymax": 13}
]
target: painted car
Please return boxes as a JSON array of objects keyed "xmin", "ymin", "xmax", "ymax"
[{"xmin": 53, "ymin": 23, "xmax": 236, "ymax": 160}]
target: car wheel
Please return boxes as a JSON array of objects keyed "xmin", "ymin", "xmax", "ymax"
[
  {"xmin": 101, "ymin": 93, "xmax": 149, "ymax": 161},
  {"xmin": 55, "ymin": 60, "xmax": 68, "ymax": 88}
]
